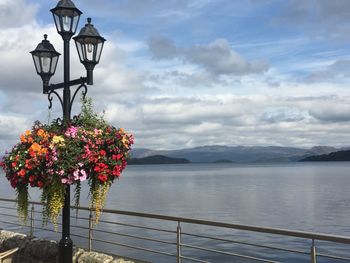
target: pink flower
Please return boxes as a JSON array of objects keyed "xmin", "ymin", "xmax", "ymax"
[
  {"xmin": 80, "ymin": 170, "xmax": 87, "ymax": 182},
  {"xmin": 73, "ymin": 169, "xmax": 80, "ymax": 180},
  {"xmin": 61, "ymin": 178, "xmax": 73, "ymax": 185},
  {"xmin": 65, "ymin": 126, "xmax": 78, "ymax": 138}
]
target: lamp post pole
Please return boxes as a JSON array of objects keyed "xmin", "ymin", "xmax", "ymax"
[
  {"xmin": 60, "ymin": 37, "xmax": 73, "ymax": 263},
  {"xmin": 30, "ymin": 1, "xmax": 106, "ymax": 262}
]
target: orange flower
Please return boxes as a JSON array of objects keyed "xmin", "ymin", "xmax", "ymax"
[
  {"xmin": 29, "ymin": 142, "xmax": 47, "ymax": 157},
  {"xmin": 37, "ymin": 129, "xmax": 45, "ymax": 137},
  {"xmin": 20, "ymin": 135, "xmax": 27, "ymax": 143},
  {"xmin": 30, "ymin": 142, "xmax": 41, "ymax": 152},
  {"xmin": 25, "ymin": 130, "xmax": 31, "ymax": 136}
]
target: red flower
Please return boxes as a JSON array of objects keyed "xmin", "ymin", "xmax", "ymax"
[
  {"xmin": 98, "ymin": 174, "xmax": 108, "ymax": 182},
  {"xmin": 18, "ymin": 169, "xmax": 26, "ymax": 178},
  {"xmin": 11, "ymin": 162, "xmax": 17, "ymax": 168},
  {"xmin": 37, "ymin": 181, "xmax": 44, "ymax": 188},
  {"xmin": 10, "ymin": 179, "xmax": 18, "ymax": 188},
  {"xmin": 112, "ymin": 166, "xmax": 121, "ymax": 177},
  {"xmin": 100, "ymin": 150, "xmax": 106, "ymax": 156},
  {"xmin": 112, "ymin": 154, "xmax": 123, "ymax": 161},
  {"xmin": 25, "ymin": 159, "xmax": 33, "ymax": 170},
  {"xmin": 29, "ymin": 175, "xmax": 35, "ymax": 182}
]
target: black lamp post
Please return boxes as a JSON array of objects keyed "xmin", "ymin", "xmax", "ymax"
[{"xmin": 30, "ymin": 1, "xmax": 105, "ymax": 262}]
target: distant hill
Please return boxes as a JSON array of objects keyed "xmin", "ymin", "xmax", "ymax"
[
  {"xmin": 128, "ymin": 155, "xmax": 190, "ymax": 165},
  {"xmin": 213, "ymin": 159, "xmax": 234, "ymax": 163},
  {"xmin": 131, "ymin": 145, "xmax": 343, "ymax": 163},
  {"xmin": 299, "ymin": 150, "xmax": 350, "ymax": 162}
]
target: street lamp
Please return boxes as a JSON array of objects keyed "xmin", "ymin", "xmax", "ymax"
[
  {"xmin": 30, "ymin": 1, "xmax": 106, "ymax": 262},
  {"xmin": 30, "ymin": 34, "xmax": 60, "ymax": 91},
  {"xmin": 74, "ymin": 18, "xmax": 106, "ymax": 85}
]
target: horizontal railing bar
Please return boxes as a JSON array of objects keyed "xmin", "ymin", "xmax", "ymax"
[
  {"xmin": 182, "ymin": 243, "xmax": 281, "ymax": 263},
  {"xmin": 0, "ymin": 220, "xmax": 24, "ymax": 228},
  {"xmin": 32, "ymin": 218, "xmax": 62, "ymax": 228},
  {"xmin": 1, "ymin": 197, "xmax": 350, "ymax": 244},
  {"xmin": 182, "ymin": 232, "xmax": 308, "ymax": 255},
  {"xmin": 318, "ymin": 252, "xmax": 350, "ymax": 261},
  {"xmin": 0, "ymin": 213, "xmax": 19, "ymax": 219},
  {"xmin": 71, "ymin": 216, "xmax": 89, "ymax": 221},
  {"xmin": 70, "ymin": 225, "xmax": 90, "ymax": 231},
  {"xmin": 97, "ymin": 219, "xmax": 177, "ymax": 234},
  {"xmin": 92, "ymin": 228, "xmax": 176, "ymax": 245},
  {"xmin": 33, "ymin": 220, "xmax": 89, "ymax": 232},
  {"xmin": 93, "ymin": 237, "xmax": 176, "ymax": 257},
  {"xmin": 70, "ymin": 233, "xmax": 89, "ymax": 240},
  {"xmin": 180, "ymin": 255, "xmax": 210, "ymax": 263},
  {"xmin": 0, "ymin": 206, "xmax": 16, "ymax": 210},
  {"xmin": 33, "ymin": 226, "xmax": 61, "ymax": 234},
  {"xmin": 33, "ymin": 211, "xmax": 44, "ymax": 214}
]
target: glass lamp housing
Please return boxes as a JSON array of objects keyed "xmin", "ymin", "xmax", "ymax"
[
  {"xmin": 30, "ymin": 34, "xmax": 60, "ymax": 90},
  {"xmin": 50, "ymin": 0, "xmax": 82, "ymax": 39},
  {"xmin": 73, "ymin": 18, "xmax": 106, "ymax": 69}
]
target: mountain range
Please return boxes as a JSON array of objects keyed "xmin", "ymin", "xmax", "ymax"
[
  {"xmin": 131, "ymin": 145, "xmax": 347, "ymax": 163},
  {"xmin": 300, "ymin": 150, "xmax": 350, "ymax": 162}
]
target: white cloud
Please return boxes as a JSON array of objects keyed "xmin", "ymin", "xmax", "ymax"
[
  {"xmin": 0, "ymin": 0, "xmax": 38, "ymax": 29},
  {"xmin": 147, "ymin": 36, "xmax": 269, "ymax": 76}
]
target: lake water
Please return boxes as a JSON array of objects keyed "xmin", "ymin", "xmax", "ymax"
[{"xmin": 1, "ymin": 162, "xmax": 350, "ymax": 262}]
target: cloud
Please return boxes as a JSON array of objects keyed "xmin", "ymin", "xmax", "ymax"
[
  {"xmin": 147, "ymin": 36, "xmax": 269, "ymax": 76},
  {"xmin": 274, "ymin": 0, "xmax": 350, "ymax": 42},
  {"xmin": 305, "ymin": 59, "xmax": 350, "ymax": 83},
  {"xmin": 147, "ymin": 35, "xmax": 178, "ymax": 60},
  {"xmin": 261, "ymin": 107, "xmax": 306, "ymax": 123},
  {"xmin": 99, "ymin": 93, "xmax": 350, "ymax": 150},
  {"xmin": 184, "ymin": 39, "xmax": 269, "ymax": 76},
  {"xmin": 78, "ymin": 0, "xmax": 209, "ymax": 20},
  {"xmin": 0, "ymin": 0, "xmax": 38, "ymax": 29}
]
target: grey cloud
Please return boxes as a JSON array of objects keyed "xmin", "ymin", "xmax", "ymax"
[
  {"xmin": 274, "ymin": 0, "xmax": 350, "ymax": 42},
  {"xmin": 309, "ymin": 107, "xmax": 350, "ymax": 123},
  {"xmin": 147, "ymin": 35, "xmax": 178, "ymax": 60},
  {"xmin": 0, "ymin": 0, "xmax": 37, "ymax": 29},
  {"xmin": 185, "ymin": 39, "xmax": 269, "ymax": 75},
  {"xmin": 148, "ymin": 36, "xmax": 269, "ymax": 76},
  {"xmin": 305, "ymin": 59, "xmax": 350, "ymax": 83}
]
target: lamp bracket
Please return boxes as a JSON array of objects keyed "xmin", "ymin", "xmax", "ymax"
[
  {"xmin": 46, "ymin": 80, "xmax": 89, "ymax": 119},
  {"xmin": 45, "ymin": 77, "xmax": 88, "ymax": 93}
]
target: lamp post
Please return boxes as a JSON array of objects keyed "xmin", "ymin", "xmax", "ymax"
[{"xmin": 30, "ymin": 1, "xmax": 106, "ymax": 262}]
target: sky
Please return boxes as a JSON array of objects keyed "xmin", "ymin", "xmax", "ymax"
[{"xmin": 1, "ymin": 0, "xmax": 350, "ymax": 152}]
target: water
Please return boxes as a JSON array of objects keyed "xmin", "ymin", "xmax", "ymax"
[{"xmin": 1, "ymin": 162, "xmax": 350, "ymax": 262}]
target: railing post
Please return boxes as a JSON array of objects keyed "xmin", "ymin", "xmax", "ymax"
[
  {"xmin": 88, "ymin": 210, "xmax": 93, "ymax": 252},
  {"xmin": 311, "ymin": 239, "xmax": 317, "ymax": 263},
  {"xmin": 177, "ymin": 221, "xmax": 182, "ymax": 263},
  {"xmin": 30, "ymin": 204, "xmax": 34, "ymax": 237}
]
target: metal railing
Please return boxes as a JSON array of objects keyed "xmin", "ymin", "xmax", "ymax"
[{"xmin": 0, "ymin": 197, "xmax": 350, "ymax": 263}]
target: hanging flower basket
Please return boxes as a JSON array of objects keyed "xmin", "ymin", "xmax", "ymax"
[{"xmin": 0, "ymin": 99, "xmax": 134, "ymax": 228}]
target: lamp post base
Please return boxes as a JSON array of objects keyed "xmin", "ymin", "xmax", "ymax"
[
  {"xmin": 59, "ymin": 185, "xmax": 72, "ymax": 263},
  {"xmin": 59, "ymin": 237, "xmax": 73, "ymax": 263}
]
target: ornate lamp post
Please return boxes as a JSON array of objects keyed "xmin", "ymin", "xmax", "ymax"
[{"xmin": 30, "ymin": 1, "xmax": 106, "ymax": 262}]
